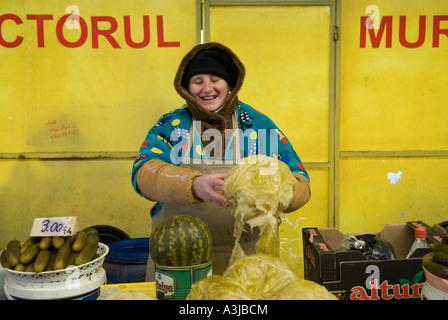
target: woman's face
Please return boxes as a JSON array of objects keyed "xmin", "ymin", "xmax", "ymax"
[{"xmin": 188, "ymin": 74, "xmax": 229, "ymax": 112}]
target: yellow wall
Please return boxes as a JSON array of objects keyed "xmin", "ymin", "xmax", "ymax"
[
  {"xmin": 0, "ymin": 159, "xmax": 151, "ymax": 241},
  {"xmin": 0, "ymin": 0, "xmax": 198, "ymax": 244},
  {"xmin": 338, "ymin": 0, "xmax": 448, "ymax": 233},
  {"xmin": 340, "ymin": 157, "xmax": 448, "ymax": 233},
  {"xmin": 0, "ymin": 0, "xmax": 196, "ymax": 153}
]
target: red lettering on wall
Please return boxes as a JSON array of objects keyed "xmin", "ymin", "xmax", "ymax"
[
  {"xmin": 45, "ymin": 120, "xmax": 80, "ymax": 140},
  {"xmin": 124, "ymin": 15, "xmax": 150, "ymax": 48},
  {"xmin": 0, "ymin": 13, "xmax": 180, "ymax": 49},
  {"xmin": 433, "ymin": 15, "xmax": 448, "ymax": 47},
  {"xmin": 360, "ymin": 15, "xmax": 393, "ymax": 48},
  {"xmin": 56, "ymin": 14, "xmax": 88, "ymax": 48},
  {"xmin": 399, "ymin": 16, "xmax": 426, "ymax": 48},
  {"xmin": 157, "ymin": 15, "xmax": 180, "ymax": 47},
  {"xmin": 0, "ymin": 14, "xmax": 24, "ymax": 47},
  {"xmin": 91, "ymin": 16, "xmax": 120, "ymax": 48},
  {"xmin": 360, "ymin": 15, "xmax": 448, "ymax": 48},
  {"xmin": 26, "ymin": 14, "xmax": 53, "ymax": 47}
]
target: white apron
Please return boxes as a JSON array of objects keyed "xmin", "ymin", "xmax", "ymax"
[{"xmin": 145, "ymin": 113, "xmax": 259, "ymax": 280}]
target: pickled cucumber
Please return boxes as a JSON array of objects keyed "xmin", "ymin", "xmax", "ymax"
[
  {"xmin": 25, "ymin": 262, "xmax": 35, "ymax": 272},
  {"xmin": 52, "ymin": 236, "xmax": 65, "ymax": 249},
  {"xmin": 20, "ymin": 238, "xmax": 38, "ymax": 255},
  {"xmin": 84, "ymin": 228, "xmax": 99, "ymax": 236},
  {"xmin": 34, "ymin": 249, "xmax": 51, "ymax": 273},
  {"xmin": 3, "ymin": 227, "xmax": 100, "ymax": 272},
  {"xmin": 437, "ymin": 243, "xmax": 448, "ymax": 254},
  {"xmin": 19, "ymin": 243, "xmax": 40, "ymax": 265},
  {"xmin": 67, "ymin": 250, "xmax": 78, "ymax": 267},
  {"xmin": 433, "ymin": 251, "xmax": 448, "ymax": 266},
  {"xmin": 423, "ymin": 259, "xmax": 448, "ymax": 279},
  {"xmin": 6, "ymin": 240, "xmax": 21, "ymax": 267},
  {"xmin": 45, "ymin": 250, "xmax": 57, "ymax": 271},
  {"xmin": 422, "ymin": 252, "xmax": 434, "ymax": 264},
  {"xmin": 87, "ymin": 234, "xmax": 100, "ymax": 244},
  {"xmin": 422, "ymin": 243, "xmax": 448, "ymax": 279},
  {"xmin": 442, "ymin": 232, "xmax": 448, "ymax": 244},
  {"xmin": 75, "ymin": 235, "xmax": 99, "ymax": 266},
  {"xmin": 66, "ymin": 233, "xmax": 78, "ymax": 245},
  {"xmin": 39, "ymin": 237, "xmax": 52, "ymax": 250},
  {"xmin": 72, "ymin": 231, "xmax": 87, "ymax": 251},
  {"xmin": 14, "ymin": 263, "xmax": 27, "ymax": 272},
  {"xmin": 1, "ymin": 250, "xmax": 12, "ymax": 269},
  {"xmin": 54, "ymin": 242, "xmax": 71, "ymax": 270}
]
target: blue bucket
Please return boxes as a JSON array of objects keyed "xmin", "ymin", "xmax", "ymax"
[{"xmin": 103, "ymin": 238, "xmax": 149, "ymax": 283}]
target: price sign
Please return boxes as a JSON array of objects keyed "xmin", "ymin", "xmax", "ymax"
[{"xmin": 30, "ymin": 216, "xmax": 78, "ymax": 237}]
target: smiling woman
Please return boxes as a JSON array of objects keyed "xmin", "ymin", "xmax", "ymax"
[
  {"xmin": 188, "ymin": 74, "xmax": 230, "ymax": 112},
  {"xmin": 182, "ymin": 46, "xmax": 237, "ymax": 113},
  {"xmin": 133, "ymin": 42, "xmax": 310, "ymax": 281}
]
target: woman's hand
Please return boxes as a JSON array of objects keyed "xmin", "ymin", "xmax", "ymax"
[{"xmin": 192, "ymin": 173, "xmax": 229, "ymax": 206}]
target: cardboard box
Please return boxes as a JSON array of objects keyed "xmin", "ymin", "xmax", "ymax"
[{"xmin": 302, "ymin": 221, "xmax": 446, "ymax": 300}]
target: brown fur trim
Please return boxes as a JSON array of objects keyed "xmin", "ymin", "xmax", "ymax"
[{"xmin": 174, "ymin": 42, "xmax": 245, "ymax": 131}]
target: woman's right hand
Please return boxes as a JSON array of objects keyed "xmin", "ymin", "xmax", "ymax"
[{"xmin": 192, "ymin": 173, "xmax": 229, "ymax": 207}]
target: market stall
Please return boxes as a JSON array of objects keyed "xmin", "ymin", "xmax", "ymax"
[
  {"xmin": 1, "ymin": 0, "xmax": 448, "ymax": 303},
  {"xmin": 2, "ymin": 158, "xmax": 448, "ymax": 301}
]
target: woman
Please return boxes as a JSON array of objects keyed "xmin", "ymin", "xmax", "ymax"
[{"xmin": 132, "ymin": 42, "xmax": 311, "ymax": 279}]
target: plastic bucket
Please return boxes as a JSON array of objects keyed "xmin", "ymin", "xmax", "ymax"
[
  {"xmin": 103, "ymin": 238, "xmax": 149, "ymax": 283},
  {"xmin": 4, "ymin": 268, "xmax": 106, "ymax": 300},
  {"xmin": 154, "ymin": 261, "xmax": 212, "ymax": 300}
]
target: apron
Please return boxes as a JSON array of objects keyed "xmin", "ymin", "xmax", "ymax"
[{"xmin": 145, "ymin": 112, "xmax": 260, "ymax": 281}]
